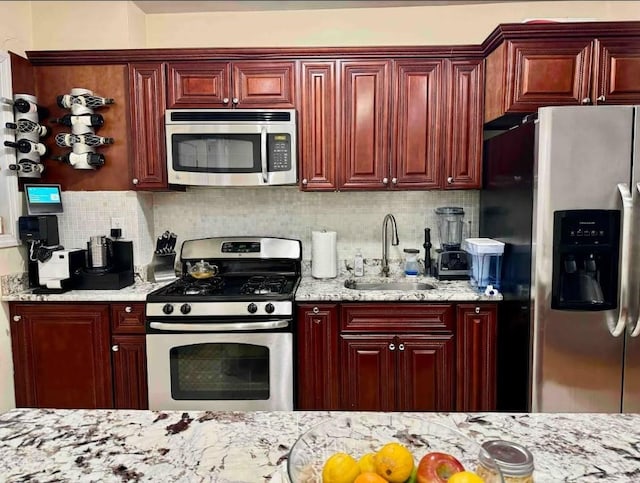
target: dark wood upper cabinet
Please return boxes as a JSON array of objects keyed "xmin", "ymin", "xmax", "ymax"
[
  {"xmin": 166, "ymin": 61, "xmax": 295, "ymax": 108},
  {"xmin": 10, "ymin": 303, "xmax": 113, "ymax": 409},
  {"xmin": 338, "ymin": 60, "xmax": 391, "ymax": 190},
  {"xmin": 594, "ymin": 38, "xmax": 640, "ymax": 104},
  {"xmin": 298, "ymin": 61, "xmax": 337, "ymax": 191},
  {"xmin": 456, "ymin": 303, "xmax": 497, "ymax": 411},
  {"xmin": 392, "ymin": 60, "xmax": 442, "ymax": 190},
  {"xmin": 129, "ymin": 62, "xmax": 168, "ymax": 190},
  {"xmin": 443, "ymin": 59, "xmax": 483, "ymax": 189},
  {"xmin": 296, "ymin": 303, "xmax": 340, "ymax": 410}
]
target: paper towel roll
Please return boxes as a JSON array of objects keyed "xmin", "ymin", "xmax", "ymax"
[{"xmin": 311, "ymin": 230, "xmax": 338, "ymax": 279}]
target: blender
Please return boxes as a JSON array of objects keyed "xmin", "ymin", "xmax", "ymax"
[{"xmin": 434, "ymin": 206, "xmax": 470, "ymax": 280}]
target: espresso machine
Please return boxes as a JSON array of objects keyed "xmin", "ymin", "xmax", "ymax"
[
  {"xmin": 433, "ymin": 206, "xmax": 470, "ymax": 280},
  {"xmin": 77, "ymin": 234, "xmax": 134, "ymax": 290},
  {"xmin": 18, "ymin": 215, "xmax": 83, "ymax": 293}
]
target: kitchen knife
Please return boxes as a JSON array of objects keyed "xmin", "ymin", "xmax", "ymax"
[
  {"xmin": 167, "ymin": 233, "xmax": 177, "ymax": 253},
  {"xmin": 155, "ymin": 236, "xmax": 163, "ymax": 254},
  {"xmin": 160, "ymin": 231, "xmax": 170, "ymax": 253}
]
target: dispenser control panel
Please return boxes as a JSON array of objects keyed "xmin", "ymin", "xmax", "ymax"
[{"xmin": 559, "ymin": 213, "xmax": 616, "ymax": 245}]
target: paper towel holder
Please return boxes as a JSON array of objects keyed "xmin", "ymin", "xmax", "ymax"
[{"xmin": 311, "ymin": 229, "xmax": 338, "ymax": 279}]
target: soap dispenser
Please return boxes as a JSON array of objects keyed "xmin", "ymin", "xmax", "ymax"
[{"xmin": 354, "ymin": 249, "xmax": 364, "ymax": 277}]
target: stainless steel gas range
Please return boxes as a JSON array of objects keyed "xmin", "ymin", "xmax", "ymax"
[{"xmin": 145, "ymin": 236, "xmax": 301, "ymax": 411}]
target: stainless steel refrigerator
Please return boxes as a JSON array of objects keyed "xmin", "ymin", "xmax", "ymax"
[{"xmin": 480, "ymin": 105, "xmax": 640, "ymax": 413}]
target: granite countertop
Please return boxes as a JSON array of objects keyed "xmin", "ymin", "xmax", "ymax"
[
  {"xmin": 0, "ymin": 409, "xmax": 638, "ymax": 482},
  {"xmin": 0, "ymin": 280, "xmax": 171, "ymax": 302},
  {"xmin": 295, "ymin": 275, "xmax": 503, "ymax": 302}
]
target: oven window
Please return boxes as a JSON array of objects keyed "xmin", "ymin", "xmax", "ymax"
[
  {"xmin": 170, "ymin": 343, "xmax": 269, "ymax": 400},
  {"xmin": 172, "ymin": 134, "xmax": 261, "ymax": 172}
]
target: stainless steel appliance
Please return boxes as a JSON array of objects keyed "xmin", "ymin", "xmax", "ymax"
[
  {"xmin": 433, "ymin": 207, "xmax": 470, "ymax": 280},
  {"xmin": 77, "ymin": 238, "xmax": 134, "ymax": 290},
  {"xmin": 165, "ymin": 109, "xmax": 297, "ymax": 187},
  {"xmin": 145, "ymin": 236, "xmax": 301, "ymax": 411},
  {"xmin": 480, "ymin": 105, "xmax": 640, "ymax": 413}
]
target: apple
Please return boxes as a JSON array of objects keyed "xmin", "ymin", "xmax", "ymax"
[{"xmin": 416, "ymin": 452, "xmax": 465, "ymax": 483}]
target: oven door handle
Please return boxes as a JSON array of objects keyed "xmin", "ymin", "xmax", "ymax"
[
  {"xmin": 149, "ymin": 319, "xmax": 291, "ymax": 332},
  {"xmin": 260, "ymin": 127, "xmax": 268, "ymax": 184}
]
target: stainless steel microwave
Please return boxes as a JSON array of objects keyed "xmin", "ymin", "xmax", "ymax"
[{"xmin": 165, "ymin": 109, "xmax": 297, "ymax": 187}]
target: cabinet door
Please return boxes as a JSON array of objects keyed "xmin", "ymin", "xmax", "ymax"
[
  {"xmin": 296, "ymin": 304, "xmax": 340, "ymax": 409},
  {"xmin": 595, "ymin": 38, "xmax": 640, "ymax": 105},
  {"xmin": 232, "ymin": 61, "xmax": 296, "ymax": 108},
  {"xmin": 397, "ymin": 335, "xmax": 455, "ymax": 411},
  {"xmin": 10, "ymin": 304, "xmax": 113, "ymax": 409},
  {"xmin": 507, "ymin": 40, "xmax": 593, "ymax": 111},
  {"xmin": 299, "ymin": 61, "xmax": 337, "ymax": 190},
  {"xmin": 443, "ymin": 59, "xmax": 483, "ymax": 189},
  {"xmin": 341, "ymin": 334, "xmax": 396, "ymax": 411},
  {"xmin": 167, "ymin": 62, "xmax": 231, "ymax": 108},
  {"xmin": 110, "ymin": 303, "xmax": 146, "ymax": 334},
  {"xmin": 338, "ymin": 60, "xmax": 391, "ymax": 190},
  {"xmin": 392, "ymin": 60, "xmax": 442, "ymax": 190},
  {"xmin": 456, "ymin": 304, "xmax": 497, "ymax": 411},
  {"xmin": 112, "ymin": 335, "xmax": 148, "ymax": 409},
  {"xmin": 129, "ymin": 63, "xmax": 168, "ymax": 190}
]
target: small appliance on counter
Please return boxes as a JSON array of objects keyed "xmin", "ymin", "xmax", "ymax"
[
  {"xmin": 76, "ymin": 235, "xmax": 134, "ymax": 290},
  {"xmin": 433, "ymin": 206, "xmax": 470, "ymax": 280},
  {"xmin": 463, "ymin": 238, "xmax": 505, "ymax": 291},
  {"xmin": 37, "ymin": 249, "xmax": 85, "ymax": 291}
]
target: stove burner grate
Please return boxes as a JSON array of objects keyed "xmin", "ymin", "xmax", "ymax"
[
  {"xmin": 167, "ymin": 277, "xmax": 225, "ymax": 296},
  {"xmin": 240, "ymin": 275, "xmax": 287, "ymax": 295}
]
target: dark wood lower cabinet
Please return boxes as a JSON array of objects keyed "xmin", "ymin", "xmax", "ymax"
[
  {"xmin": 10, "ymin": 304, "xmax": 113, "ymax": 409},
  {"xmin": 296, "ymin": 302, "xmax": 497, "ymax": 411},
  {"xmin": 10, "ymin": 302, "xmax": 148, "ymax": 410}
]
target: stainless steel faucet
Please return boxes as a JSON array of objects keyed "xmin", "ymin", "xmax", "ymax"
[{"xmin": 381, "ymin": 214, "xmax": 399, "ymax": 277}]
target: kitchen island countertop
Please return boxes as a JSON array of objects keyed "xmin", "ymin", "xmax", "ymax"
[{"xmin": 1, "ymin": 409, "xmax": 638, "ymax": 482}]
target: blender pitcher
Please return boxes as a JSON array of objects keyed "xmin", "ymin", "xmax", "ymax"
[{"xmin": 435, "ymin": 207, "xmax": 465, "ymax": 251}]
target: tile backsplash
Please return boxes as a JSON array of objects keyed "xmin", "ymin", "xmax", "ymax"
[{"xmin": 55, "ymin": 188, "xmax": 479, "ymax": 270}]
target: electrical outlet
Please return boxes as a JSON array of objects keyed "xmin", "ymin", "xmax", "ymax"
[{"xmin": 111, "ymin": 217, "xmax": 125, "ymax": 230}]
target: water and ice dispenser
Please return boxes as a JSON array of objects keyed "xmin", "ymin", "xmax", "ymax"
[{"xmin": 551, "ymin": 210, "xmax": 620, "ymax": 311}]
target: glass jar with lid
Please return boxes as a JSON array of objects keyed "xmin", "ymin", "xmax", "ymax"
[
  {"xmin": 476, "ymin": 440, "xmax": 535, "ymax": 483},
  {"xmin": 403, "ymin": 248, "xmax": 420, "ymax": 277}
]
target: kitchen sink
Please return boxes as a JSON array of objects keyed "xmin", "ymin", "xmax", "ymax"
[{"xmin": 344, "ymin": 280, "xmax": 436, "ymax": 291}]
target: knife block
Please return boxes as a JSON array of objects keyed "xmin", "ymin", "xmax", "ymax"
[{"xmin": 148, "ymin": 252, "xmax": 177, "ymax": 283}]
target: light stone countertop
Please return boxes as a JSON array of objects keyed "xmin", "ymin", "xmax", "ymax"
[
  {"xmin": 294, "ymin": 275, "xmax": 503, "ymax": 302},
  {"xmin": 0, "ymin": 280, "xmax": 171, "ymax": 302},
  {"xmin": 0, "ymin": 408, "xmax": 638, "ymax": 482}
]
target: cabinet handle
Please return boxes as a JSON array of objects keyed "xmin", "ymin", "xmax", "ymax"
[
  {"xmin": 398, "ymin": 343, "xmax": 405, "ymax": 351},
  {"xmin": 232, "ymin": 97, "xmax": 239, "ymax": 105},
  {"xmin": 312, "ymin": 306, "xmax": 320, "ymax": 314},
  {"xmin": 391, "ymin": 177, "xmax": 397, "ymax": 184},
  {"xmin": 112, "ymin": 345, "xmax": 119, "ymax": 352},
  {"xmin": 302, "ymin": 178, "xmax": 308, "ymax": 185},
  {"xmin": 132, "ymin": 178, "xmax": 139, "ymax": 185},
  {"xmin": 597, "ymin": 95, "xmax": 606, "ymax": 103},
  {"xmin": 581, "ymin": 97, "xmax": 592, "ymax": 105},
  {"xmin": 125, "ymin": 306, "xmax": 133, "ymax": 313},
  {"xmin": 12, "ymin": 315, "xmax": 21, "ymax": 322},
  {"xmin": 389, "ymin": 343, "xmax": 395, "ymax": 351},
  {"xmin": 475, "ymin": 306, "xmax": 481, "ymax": 314},
  {"xmin": 382, "ymin": 177, "xmax": 389, "ymax": 185},
  {"xmin": 223, "ymin": 97, "xmax": 230, "ymax": 104},
  {"xmin": 447, "ymin": 176, "xmax": 454, "ymax": 184}
]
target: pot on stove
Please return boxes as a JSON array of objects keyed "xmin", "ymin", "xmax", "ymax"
[{"xmin": 186, "ymin": 259, "xmax": 218, "ymax": 279}]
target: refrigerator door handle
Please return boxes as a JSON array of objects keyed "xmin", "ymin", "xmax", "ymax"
[
  {"xmin": 630, "ymin": 183, "xmax": 640, "ymax": 338},
  {"xmin": 612, "ymin": 183, "xmax": 633, "ymax": 337}
]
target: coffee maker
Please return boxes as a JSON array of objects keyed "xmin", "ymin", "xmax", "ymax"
[
  {"xmin": 18, "ymin": 215, "xmax": 83, "ymax": 293},
  {"xmin": 433, "ymin": 206, "xmax": 470, "ymax": 280},
  {"xmin": 77, "ymin": 234, "xmax": 134, "ymax": 290}
]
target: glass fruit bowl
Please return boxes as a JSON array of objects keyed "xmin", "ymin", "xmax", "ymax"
[{"xmin": 287, "ymin": 414, "xmax": 504, "ymax": 483}]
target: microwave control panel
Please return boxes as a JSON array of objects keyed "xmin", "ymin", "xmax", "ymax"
[{"xmin": 268, "ymin": 134, "xmax": 292, "ymax": 172}]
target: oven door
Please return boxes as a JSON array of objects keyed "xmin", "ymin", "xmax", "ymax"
[{"xmin": 146, "ymin": 329, "xmax": 293, "ymax": 411}]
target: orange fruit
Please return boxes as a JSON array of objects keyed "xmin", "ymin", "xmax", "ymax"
[
  {"xmin": 448, "ymin": 470, "xmax": 486, "ymax": 483},
  {"xmin": 358, "ymin": 453, "xmax": 377, "ymax": 473},
  {"xmin": 354, "ymin": 472, "xmax": 388, "ymax": 483},
  {"xmin": 373, "ymin": 442, "xmax": 414, "ymax": 483},
  {"xmin": 322, "ymin": 452, "xmax": 361, "ymax": 483}
]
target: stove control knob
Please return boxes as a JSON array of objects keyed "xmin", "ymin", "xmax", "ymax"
[
  {"xmin": 265, "ymin": 303, "xmax": 275, "ymax": 314},
  {"xmin": 180, "ymin": 304, "xmax": 191, "ymax": 314},
  {"xmin": 247, "ymin": 303, "xmax": 258, "ymax": 314},
  {"xmin": 162, "ymin": 304, "xmax": 174, "ymax": 314}
]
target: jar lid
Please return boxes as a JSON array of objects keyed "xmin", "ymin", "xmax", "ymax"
[
  {"xmin": 435, "ymin": 206, "xmax": 464, "ymax": 215},
  {"xmin": 403, "ymin": 248, "xmax": 419, "ymax": 254},
  {"xmin": 479, "ymin": 440, "xmax": 534, "ymax": 477}
]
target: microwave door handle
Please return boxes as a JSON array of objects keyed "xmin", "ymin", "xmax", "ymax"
[{"xmin": 260, "ymin": 127, "xmax": 268, "ymax": 184}]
